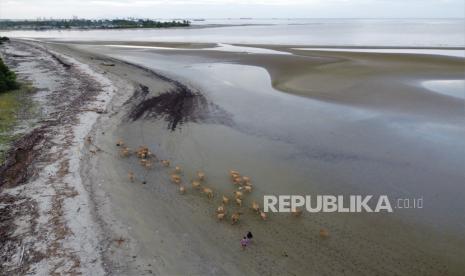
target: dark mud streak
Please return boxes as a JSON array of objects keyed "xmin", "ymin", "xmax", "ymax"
[
  {"xmin": 81, "ymin": 55, "xmax": 233, "ymax": 131},
  {"xmin": 124, "ymin": 84, "xmax": 150, "ymax": 105},
  {"xmin": 123, "ymin": 63, "xmax": 233, "ymax": 131},
  {"xmin": 129, "ymin": 86, "xmax": 197, "ymax": 131}
]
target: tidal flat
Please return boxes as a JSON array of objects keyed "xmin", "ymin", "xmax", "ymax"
[
  {"xmin": 55, "ymin": 40, "xmax": 464, "ymax": 275},
  {"xmin": 1, "ymin": 35, "xmax": 464, "ymax": 275}
]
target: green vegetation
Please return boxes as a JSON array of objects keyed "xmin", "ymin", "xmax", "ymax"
[
  {"xmin": 0, "ymin": 83, "xmax": 35, "ymax": 163},
  {"xmin": 0, "ymin": 19, "xmax": 191, "ymax": 30},
  {"xmin": 0, "ymin": 57, "xmax": 19, "ymax": 93},
  {"xmin": 0, "ymin": 55, "xmax": 33, "ymax": 163},
  {"xmin": 0, "ymin": 36, "xmax": 9, "ymax": 45}
]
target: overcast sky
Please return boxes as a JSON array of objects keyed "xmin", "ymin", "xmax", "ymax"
[{"xmin": 1, "ymin": 0, "xmax": 464, "ymax": 19}]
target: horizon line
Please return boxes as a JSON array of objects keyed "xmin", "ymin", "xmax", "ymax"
[{"xmin": 1, "ymin": 17, "xmax": 464, "ymax": 20}]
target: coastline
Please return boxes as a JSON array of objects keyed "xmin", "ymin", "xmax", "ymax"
[
  {"xmin": 1, "ymin": 39, "xmax": 464, "ymax": 275},
  {"xmin": 50, "ymin": 41, "xmax": 465, "ymax": 274},
  {"xmin": 0, "ymin": 40, "xmax": 112, "ymax": 274}
]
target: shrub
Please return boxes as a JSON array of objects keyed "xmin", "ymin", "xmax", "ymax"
[
  {"xmin": 0, "ymin": 58, "xmax": 18, "ymax": 93},
  {"xmin": 0, "ymin": 36, "xmax": 9, "ymax": 45}
]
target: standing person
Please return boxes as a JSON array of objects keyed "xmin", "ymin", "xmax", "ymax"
[{"xmin": 240, "ymin": 237, "xmax": 248, "ymax": 250}]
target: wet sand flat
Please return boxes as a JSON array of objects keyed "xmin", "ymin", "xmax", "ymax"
[
  {"xmin": 105, "ymin": 42, "xmax": 465, "ymax": 120},
  {"xmin": 41, "ymin": 41, "xmax": 465, "ymax": 275}
]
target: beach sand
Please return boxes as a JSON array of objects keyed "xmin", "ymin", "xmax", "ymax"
[{"xmin": 1, "ymin": 39, "xmax": 464, "ymax": 275}]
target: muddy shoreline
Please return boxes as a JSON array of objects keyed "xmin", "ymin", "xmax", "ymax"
[
  {"xmin": 60, "ymin": 41, "xmax": 465, "ymax": 275},
  {"xmin": 1, "ymin": 38, "xmax": 464, "ymax": 275}
]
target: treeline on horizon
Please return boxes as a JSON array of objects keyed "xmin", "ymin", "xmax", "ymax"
[{"xmin": 0, "ymin": 19, "xmax": 191, "ymax": 30}]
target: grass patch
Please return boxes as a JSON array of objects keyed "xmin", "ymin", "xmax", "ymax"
[
  {"xmin": 0, "ymin": 83, "xmax": 36, "ymax": 163},
  {"xmin": 0, "ymin": 56, "xmax": 19, "ymax": 93}
]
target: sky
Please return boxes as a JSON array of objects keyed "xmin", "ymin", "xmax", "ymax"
[{"xmin": 1, "ymin": 0, "xmax": 464, "ymax": 19}]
